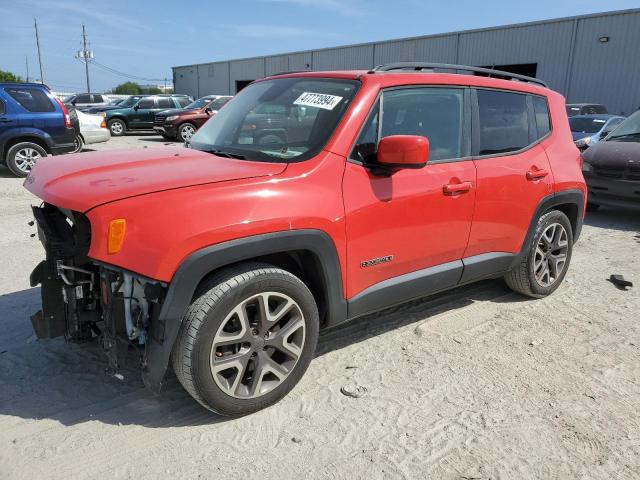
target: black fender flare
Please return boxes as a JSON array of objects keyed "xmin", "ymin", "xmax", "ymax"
[
  {"xmin": 142, "ymin": 229, "xmax": 347, "ymax": 392},
  {"xmin": 510, "ymin": 188, "xmax": 585, "ymax": 268}
]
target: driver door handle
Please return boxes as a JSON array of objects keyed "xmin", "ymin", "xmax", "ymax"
[{"xmin": 443, "ymin": 181, "xmax": 473, "ymax": 195}]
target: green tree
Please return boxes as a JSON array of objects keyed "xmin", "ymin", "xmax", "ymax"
[
  {"xmin": 147, "ymin": 87, "xmax": 161, "ymax": 94},
  {"xmin": 0, "ymin": 69, "xmax": 23, "ymax": 83},
  {"xmin": 112, "ymin": 81, "xmax": 141, "ymax": 95}
]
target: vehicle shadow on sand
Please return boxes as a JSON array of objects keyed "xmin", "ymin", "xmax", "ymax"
[
  {"xmin": 584, "ymin": 207, "xmax": 640, "ymax": 233},
  {"xmin": 0, "ymin": 279, "xmax": 518, "ymax": 428}
]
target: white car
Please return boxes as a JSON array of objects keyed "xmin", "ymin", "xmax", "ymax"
[
  {"xmin": 62, "ymin": 93, "xmax": 111, "ymax": 111},
  {"xmin": 73, "ymin": 110, "xmax": 111, "ymax": 153}
]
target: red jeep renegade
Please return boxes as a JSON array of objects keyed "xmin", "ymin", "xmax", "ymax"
[{"xmin": 25, "ymin": 63, "xmax": 586, "ymax": 416}]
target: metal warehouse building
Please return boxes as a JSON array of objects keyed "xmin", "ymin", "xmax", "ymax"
[{"xmin": 173, "ymin": 8, "xmax": 640, "ymax": 115}]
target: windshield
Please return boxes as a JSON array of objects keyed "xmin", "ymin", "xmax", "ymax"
[
  {"xmin": 189, "ymin": 78, "xmax": 359, "ymax": 162},
  {"xmin": 569, "ymin": 117, "xmax": 607, "ymax": 134},
  {"xmin": 119, "ymin": 96, "xmax": 142, "ymax": 108},
  {"xmin": 186, "ymin": 97, "xmax": 214, "ymax": 109},
  {"xmin": 207, "ymin": 97, "xmax": 230, "ymax": 111},
  {"xmin": 607, "ymin": 111, "xmax": 640, "ymax": 141},
  {"xmin": 109, "ymin": 98, "xmax": 123, "ymax": 105}
]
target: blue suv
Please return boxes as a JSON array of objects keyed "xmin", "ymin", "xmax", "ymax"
[{"xmin": 0, "ymin": 83, "xmax": 77, "ymax": 177}]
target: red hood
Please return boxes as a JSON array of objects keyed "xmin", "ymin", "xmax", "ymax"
[{"xmin": 24, "ymin": 146, "xmax": 287, "ymax": 212}]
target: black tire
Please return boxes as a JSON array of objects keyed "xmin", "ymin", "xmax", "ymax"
[
  {"xmin": 178, "ymin": 123, "xmax": 196, "ymax": 143},
  {"xmin": 171, "ymin": 263, "xmax": 319, "ymax": 416},
  {"xmin": 107, "ymin": 118, "xmax": 126, "ymax": 136},
  {"xmin": 73, "ymin": 134, "xmax": 84, "ymax": 153},
  {"xmin": 505, "ymin": 210, "xmax": 573, "ymax": 298},
  {"xmin": 161, "ymin": 133, "xmax": 174, "ymax": 140},
  {"xmin": 5, "ymin": 141, "xmax": 48, "ymax": 177},
  {"xmin": 586, "ymin": 202, "xmax": 600, "ymax": 212}
]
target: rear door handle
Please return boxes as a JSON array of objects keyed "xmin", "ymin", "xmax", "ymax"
[
  {"xmin": 526, "ymin": 168, "xmax": 549, "ymax": 180},
  {"xmin": 443, "ymin": 181, "xmax": 473, "ymax": 195},
  {"xmin": 0, "ymin": 117, "xmax": 12, "ymax": 123}
]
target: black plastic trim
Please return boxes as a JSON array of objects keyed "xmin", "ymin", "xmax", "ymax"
[
  {"xmin": 347, "ymin": 260, "xmax": 463, "ymax": 319},
  {"xmin": 460, "ymin": 252, "xmax": 515, "ymax": 284},
  {"xmin": 142, "ymin": 229, "xmax": 347, "ymax": 392}
]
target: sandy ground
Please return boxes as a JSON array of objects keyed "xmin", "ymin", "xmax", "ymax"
[{"xmin": 0, "ymin": 135, "xmax": 639, "ymax": 479}]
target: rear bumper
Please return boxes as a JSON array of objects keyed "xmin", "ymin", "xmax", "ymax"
[
  {"xmin": 83, "ymin": 129, "xmax": 111, "ymax": 145},
  {"xmin": 585, "ymin": 175, "xmax": 640, "ymax": 209},
  {"xmin": 49, "ymin": 127, "xmax": 77, "ymax": 155}
]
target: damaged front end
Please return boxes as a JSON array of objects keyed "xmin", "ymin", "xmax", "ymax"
[{"xmin": 29, "ymin": 204, "xmax": 167, "ymax": 375}]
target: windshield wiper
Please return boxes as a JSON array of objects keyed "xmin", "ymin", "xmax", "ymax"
[
  {"xmin": 202, "ymin": 149, "xmax": 246, "ymax": 159},
  {"xmin": 608, "ymin": 132, "xmax": 640, "ymax": 141}
]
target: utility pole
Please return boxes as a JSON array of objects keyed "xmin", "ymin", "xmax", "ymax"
[
  {"xmin": 164, "ymin": 77, "xmax": 167, "ymax": 91},
  {"xmin": 34, "ymin": 18, "xmax": 44, "ymax": 84},
  {"xmin": 81, "ymin": 25, "xmax": 91, "ymax": 93},
  {"xmin": 25, "ymin": 55, "xmax": 30, "ymax": 82}
]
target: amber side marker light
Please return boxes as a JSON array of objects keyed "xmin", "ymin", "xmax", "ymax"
[{"xmin": 108, "ymin": 219, "xmax": 126, "ymax": 254}]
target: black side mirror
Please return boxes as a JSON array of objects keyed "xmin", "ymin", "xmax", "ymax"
[
  {"xmin": 204, "ymin": 107, "xmax": 212, "ymax": 115},
  {"xmin": 133, "ymin": 105, "xmax": 139, "ymax": 111}
]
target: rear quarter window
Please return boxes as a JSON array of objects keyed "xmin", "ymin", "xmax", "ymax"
[
  {"xmin": 532, "ymin": 96, "xmax": 551, "ymax": 138},
  {"xmin": 6, "ymin": 88, "xmax": 55, "ymax": 113}
]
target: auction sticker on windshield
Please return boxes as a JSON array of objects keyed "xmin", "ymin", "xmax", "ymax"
[{"xmin": 294, "ymin": 92, "xmax": 343, "ymax": 110}]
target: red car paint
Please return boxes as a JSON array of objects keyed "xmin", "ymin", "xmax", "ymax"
[{"xmin": 25, "ymin": 70, "xmax": 586, "ymax": 301}]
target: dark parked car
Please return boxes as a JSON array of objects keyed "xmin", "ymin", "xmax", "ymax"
[
  {"xmin": 582, "ymin": 110, "xmax": 640, "ymax": 210},
  {"xmin": 62, "ymin": 93, "xmax": 110, "ymax": 111},
  {"xmin": 104, "ymin": 95, "xmax": 192, "ymax": 136},
  {"xmin": 566, "ymin": 103, "xmax": 608, "ymax": 117},
  {"xmin": 0, "ymin": 83, "xmax": 77, "ymax": 177},
  {"xmin": 153, "ymin": 95, "xmax": 232, "ymax": 142},
  {"xmin": 84, "ymin": 95, "xmax": 149, "ymax": 114},
  {"xmin": 570, "ymin": 114, "xmax": 625, "ymax": 150}
]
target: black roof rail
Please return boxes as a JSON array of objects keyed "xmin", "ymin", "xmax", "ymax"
[{"xmin": 369, "ymin": 62, "xmax": 548, "ymax": 88}]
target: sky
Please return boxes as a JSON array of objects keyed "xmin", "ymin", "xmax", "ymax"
[{"xmin": 0, "ymin": 0, "xmax": 638, "ymax": 93}]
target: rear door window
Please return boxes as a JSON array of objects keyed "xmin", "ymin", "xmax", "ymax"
[
  {"xmin": 476, "ymin": 89, "xmax": 530, "ymax": 155},
  {"xmin": 6, "ymin": 88, "xmax": 55, "ymax": 112},
  {"xmin": 157, "ymin": 98, "xmax": 173, "ymax": 108},
  {"xmin": 76, "ymin": 94, "xmax": 91, "ymax": 103}
]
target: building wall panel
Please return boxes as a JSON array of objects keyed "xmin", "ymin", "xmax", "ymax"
[
  {"xmin": 312, "ymin": 45, "xmax": 374, "ymax": 70},
  {"xmin": 197, "ymin": 62, "xmax": 231, "ymax": 96},
  {"xmin": 569, "ymin": 11, "xmax": 640, "ymax": 114}
]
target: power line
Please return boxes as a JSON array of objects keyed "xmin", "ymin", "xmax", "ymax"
[{"xmin": 88, "ymin": 59, "xmax": 166, "ymax": 83}]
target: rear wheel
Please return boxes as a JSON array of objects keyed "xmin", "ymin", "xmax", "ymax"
[
  {"xmin": 178, "ymin": 123, "xmax": 196, "ymax": 142},
  {"xmin": 171, "ymin": 263, "xmax": 319, "ymax": 416},
  {"xmin": 5, "ymin": 142, "xmax": 48, "ymax": 177},
  {"xmin": 72, "ymin": 134, "xmax": 84, "ymax": 153},
  {"xmin": 505, "ymin": 210, "xmax": 573, "ymax": 298},
  {"xmin": 108, "ymin": 118, "xmax": 126, "ymax": 136}
]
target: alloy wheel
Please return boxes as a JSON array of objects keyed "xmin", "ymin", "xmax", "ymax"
[
  {"xmin": 210, "ymin": 292, "xmax": 306, "ymax": 399},
  {"xmin": 110, "ymin": 121, "xmax": 123, "ymax": 135},
  {"xmin": 533, "ymin": 223, "xmax": 569, "ymax": 287},
  {"xmin": 13, "ymin": 147, "xmax": 42, "ymax": 174},
  {"xmin": 180, "ymin": 124, "xmax": 195, "ymax": 142}
]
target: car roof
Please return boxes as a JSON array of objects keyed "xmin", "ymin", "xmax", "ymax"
[{"xmin": 0, "ymin": 82, "xmax": 50, "ymax": 89}]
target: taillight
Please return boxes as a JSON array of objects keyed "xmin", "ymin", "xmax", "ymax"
[{"xmin": 54, "ymin": 96, "xmax": 72, "ymax": 128}]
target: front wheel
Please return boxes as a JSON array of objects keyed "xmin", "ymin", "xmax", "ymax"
[
  {"xmin": 171, "ymin": 263, "xmax": 319, "ymax": 416},
  {"xmin": 108, "ymin": 118, "xmax": 126, "ymax": 136},
  {"xmin": 505, "ymin": 210, "xmax": 573, "ymax": 298},
  {"xmin": 178, "ymin": 123, "xmax": 196, "ymax": 143},
  {"xmin": 5, "ymin": 142, "xmax": 48, "ymax": 177}
]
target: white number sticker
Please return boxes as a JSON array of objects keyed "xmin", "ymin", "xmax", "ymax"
[{"xmin": 294, "ymin": 92, "xmax": 343, "ymax": 110}]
